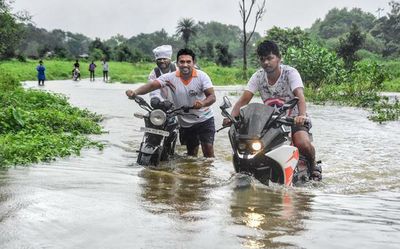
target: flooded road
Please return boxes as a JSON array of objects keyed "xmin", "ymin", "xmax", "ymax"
[{"xmin": 1, "ymin": 80, "xmax": 400, "ymax": 249}]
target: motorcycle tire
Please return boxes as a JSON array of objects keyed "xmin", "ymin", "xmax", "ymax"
[
  {"xmin": 160, "ymin": 133, "xmax": 177, "ymax": 161},
  {"xmin": 137, "ymin": 152, "xmax": 152, "ymax": 166},
  {"xmin": 150, "ymin": 148, "xmax": 162, "ymax": 166},
  {"xmin": 160, "ymin": 147, "xmax": 169, "ymax": 161}
]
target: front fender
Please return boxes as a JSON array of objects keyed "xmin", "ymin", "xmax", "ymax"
[{"xmin": 140, "ymin": 142, "xmax": 162, "ymax": 154}]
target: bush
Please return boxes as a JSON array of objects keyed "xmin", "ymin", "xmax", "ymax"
[
  {"xmin": 284, "ymin": 43, "xmax": 347, "ymax": 88},
  {"xmin": 215, "ymin": 43, "xmax": 233, "ymax": 67},
  {"xmin": 0, "ymin": 73, "xmax": 103, "ymax": 167},
  {"xmin": 306, "ymin": 59, "xmax": 399, "ymax": 122},
  {"xmin": 17, "ymin": 54, "xmax": 27, "ymax": 62},
  {"xmin": 350, "ymin": 60, "xmax": 387, "ymax": 89},
  {"xmin": 0, "ymin": 72, "xmax": 21, "ymax": 92}
]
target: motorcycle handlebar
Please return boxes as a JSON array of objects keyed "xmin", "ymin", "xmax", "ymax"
[
  {"xmin": 133, "ymin": 96, "xmax": 144, "ymax": 103},
  {"xmin": 129, "ymin": 97, "xmax": 199, "ymax": 118},
  {"xmin": 168, "ymin": 106, "xmax": 199, "ymax": 118},
  {"xmin": 278, "ymin": 116, "xmax": 311, "ymax": 126},
  {"xmin": 182, "ymin": 106, "xmax": 194, "ymax": 113}
]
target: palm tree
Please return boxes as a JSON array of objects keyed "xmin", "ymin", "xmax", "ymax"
[{"xmin": 176, "ymin": 18, "xmax": 197, "ymax": 48}]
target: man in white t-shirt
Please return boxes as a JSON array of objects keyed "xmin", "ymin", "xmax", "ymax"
[
  {"xmin": 148, "ymin": 45, "xmax": 176, "ymax": 101},
  {"xmin": 223, "ymin": 40, "xmax": 321, "ymax": 181},
  {"xmin": 102, "ymin": 59, "xmax": 109, "ymax": 82},
  {"xmin": 126, "ymin": 48, "xmax": 216, "ymax": 158}
]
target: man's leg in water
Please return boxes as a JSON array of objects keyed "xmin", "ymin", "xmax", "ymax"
[
  {"xmin": 292, "ymin": 129, "xmax": 321, "ymax": 180},
  {"xmin": 198, "ymin": 117, "xmax": 216, "ymax": 158},
  {"xmin": 182, "ymin": 117, "xmax": 215, "ymax": 158}
]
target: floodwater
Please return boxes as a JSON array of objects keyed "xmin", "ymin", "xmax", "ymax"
[{"xmin": 1, "ymin": 79, "xmax": 400, "ymax": 249}]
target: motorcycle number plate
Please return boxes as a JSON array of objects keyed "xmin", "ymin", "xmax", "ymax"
[{"xmin": 140, "ymin": 127, "xmax": 170, "ymax": 137}]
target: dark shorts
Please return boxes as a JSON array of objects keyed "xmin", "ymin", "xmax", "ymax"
[{"xmin": 180, "ymin": 117, "xmax": 215, "ymax": 151}]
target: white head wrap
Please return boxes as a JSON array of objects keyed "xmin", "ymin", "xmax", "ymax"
[{"xmin": 153, "ymin": 45, "xmax": 172, "ymax": 60}]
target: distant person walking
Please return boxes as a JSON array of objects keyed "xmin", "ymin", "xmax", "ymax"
[
  {"xmin": 102, "ymin": 59, "xmax": 109, "ymax": 82},
  {"xmin": 89, "ymin": 61, "xmax": 96, "ymax": 81},
  {"xmin": 36, "ymin": 60, "xmax": 46, "ymax": 86}
]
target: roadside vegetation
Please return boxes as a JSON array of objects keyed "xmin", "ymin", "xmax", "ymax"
[{"xmin": 0, "ymin": 73, "xmax": 103, "ymax": 167}]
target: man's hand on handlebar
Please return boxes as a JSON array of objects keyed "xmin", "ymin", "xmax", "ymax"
[
  {"xmin": 222, "ymin": 117, "xmax": 232, "ymax": 127},
  {"xmin": 193, "ymin": 100, "xmax": 204, "ymax": 109},
  {"xmin": 126, "ymin": 90, "xmax": 137, "ymax": 99},
  {"xmin": 294, "ymin": 115, "xmax": 307, "ymax": 126}
]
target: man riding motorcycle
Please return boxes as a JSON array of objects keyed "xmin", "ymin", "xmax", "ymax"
[{"xmin": 223, "ymin": 40, "xmax": 322, "ymax": 181}]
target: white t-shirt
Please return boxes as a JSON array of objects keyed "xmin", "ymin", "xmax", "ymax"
[
  {"xmin": 155, "ymin": 69, "xmax": 214, "ymax": 127},
  {"xmin": 102, "ymin": 62, "xmax": 109, "ymax": 71},
  {"xmin": 246, "ymin": 64, "xmax": 304, "ymax": 116},
  {"xmin": 148, "ymin": 67, "xmax": 174, "ymax": 101}
]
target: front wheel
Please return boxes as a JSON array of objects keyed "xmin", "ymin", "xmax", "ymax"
[
  {"xmin": 137, "ymin": 151, "xmax": 162, "ymax": 166},
  {"xmin": 150, "ymin": 148, "xmax": 162, "ymax": 166},
  {"xmin": 137, "ymin": 152, "xmax": 152, "ymax": 166}
]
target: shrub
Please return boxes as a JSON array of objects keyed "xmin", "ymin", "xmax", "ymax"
[{"xmin": 284, "ymin": 43, "xmax": 347, "ymax": 88}]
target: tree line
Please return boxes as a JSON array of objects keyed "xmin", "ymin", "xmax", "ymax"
[{"xmin": 1, "ymin": 0, "xmax": 400, "ymax": 69}]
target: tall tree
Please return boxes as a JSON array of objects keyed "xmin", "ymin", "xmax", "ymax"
[
  {"xmin": 0, "ymin": 0, "xmax": 29, "ymax": 58},
  {"xmin": 239, "ymin": 0, "xmax": 266, "ymax": 78},
  {"xmin": 89, "ymin": 38, "xmax": 111, "ymax": 60},
  {"xmin": 309, "ymin": 7, "xmax": 375, "ymax": 40},
  {"xmin": 215, "ymin": 43, "xmax": 233, "ymax": 66},
  {"xmin": 176, "ymin": 18, "xmax": 197, "ymax": 48},
  {"xmin": 264, "ymin": 26, "xmax": 311, "ymax": 56},
  {"xmin": 371, "ymin": 1, "xmax": 400, "ymax": 57},
  {"xmin": 337, "ymin": 23, "xmax": 365, "ymax": 69}
]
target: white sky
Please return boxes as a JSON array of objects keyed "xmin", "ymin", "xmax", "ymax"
[{"xmin": 12, "ymin": 0, "xmax": 391, "ymax": 39}]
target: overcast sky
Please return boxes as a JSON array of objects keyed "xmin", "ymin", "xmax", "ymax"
[{"xmin": 13, "ymin": 0, "xmax": 391, "ymax": 39}]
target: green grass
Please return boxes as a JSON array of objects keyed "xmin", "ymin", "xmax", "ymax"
[
  {"xmin": 0, "ymin": 59, "xmax": 257, "ymax": 85},
  {"xmin": 0, "ymin": 59, "xmax": 76, "ymax": 81},
  {"xmin": 3, "ymin": 58, "xmax": 399, "ymax": 90},
  {"xmin": 381, "ymin": 60, "xmax": 400, "ymax": 92},
  {"xmin": 383, "ymin": 78, "xmax": 400, "ymax": 92}
]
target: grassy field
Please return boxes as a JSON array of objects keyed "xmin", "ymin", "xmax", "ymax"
[
  {"xmin": 381, "ymin": 60, "xmax": 400, "ymax": 92},
  {"xmin": 0, "ymin": 59, "xmax": 153, "ymax": 83},
  {"xmin": 0, "ymin": 58, "xmax": 399, "ymax": 90},
  {"xmin": 0, "ymin": 59, "xmax": 252, "ymax": 85}
]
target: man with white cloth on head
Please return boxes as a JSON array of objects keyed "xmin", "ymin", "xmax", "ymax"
[{"xmin": 148, "ymin": 45, "xmax": 176, "ymax": 101}]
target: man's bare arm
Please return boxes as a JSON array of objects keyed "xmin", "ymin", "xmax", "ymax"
[{"xmin": 126, "ymin": 81, "xmax": 162, "ymax": 98}]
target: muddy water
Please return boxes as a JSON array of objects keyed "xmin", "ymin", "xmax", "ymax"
[{"xmin": 1, "ymin": 80, "xmax": 399, "ymax": 249}]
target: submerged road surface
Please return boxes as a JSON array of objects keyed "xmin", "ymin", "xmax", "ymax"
[{"xmin": 1, "ymin": 79, "xmax": 399, "ymax": 249}]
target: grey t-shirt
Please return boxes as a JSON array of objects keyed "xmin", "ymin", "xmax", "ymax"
[
  {"xmin": 156, "ymin": 69, "xmax": 214, "ymax": 127},
  {"xmin": 246, "ymin": 64, "xmax": 304, "ymax": 116}
]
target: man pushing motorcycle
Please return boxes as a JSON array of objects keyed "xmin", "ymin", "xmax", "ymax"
[
  {"xmin": 126, "ymin": 48, "xmax": 216, "ymax": 158},
  {"xmin": 223, "ymin": 40, "xmax": 322, "ymax": 181}
]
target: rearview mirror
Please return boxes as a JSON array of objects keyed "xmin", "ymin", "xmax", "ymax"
[{"xmin": 220, "ymin": 96, "xmax": 232, "ymax": 110}]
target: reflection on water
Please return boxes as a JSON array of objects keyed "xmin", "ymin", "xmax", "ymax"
[
  {"xmin": 229, "ymin": 180, "xmax": 313, "ymax": 249},
  {"xmin": 0, "ymin": 81, "xmax": 399, "ymax": 249},
  {"xmin": 138, "ymin": 158, "xmax": 213, "ymax": 220}
]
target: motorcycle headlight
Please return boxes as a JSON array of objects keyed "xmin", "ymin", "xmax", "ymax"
[
  {"xmin": 149, "ymin": 109, "xmax": 166, "ymax": 126},
  {"xmin": 251, "ymin": 140, "xmax": 263, "ymax": 151}
]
